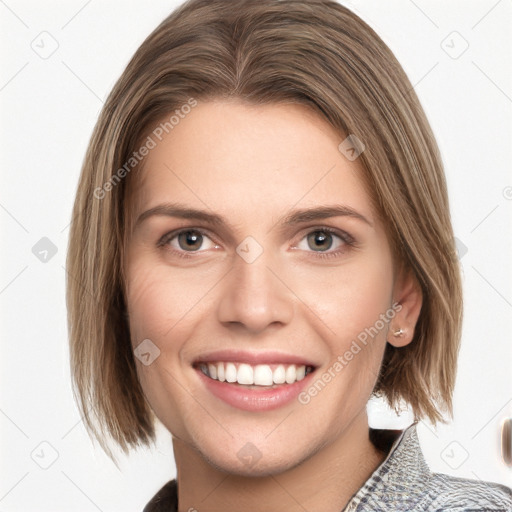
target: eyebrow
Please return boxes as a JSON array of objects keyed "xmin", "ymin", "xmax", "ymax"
[{"xmin": 134, "ymin": 202, "xmax": 373, "ymax": 231}]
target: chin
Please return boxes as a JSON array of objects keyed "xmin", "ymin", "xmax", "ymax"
[
  {"xmin": 190, "ymin": 431, "xmax": 317, "ymax": 478},
  {"xmin": 199, "ymin": 447, "xmax": 305, "ymax": 477}
]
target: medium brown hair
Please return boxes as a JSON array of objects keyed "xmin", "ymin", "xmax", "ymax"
[{"xmin": 66, "ymin": 0, "xmax": 463, "ymax": 460}]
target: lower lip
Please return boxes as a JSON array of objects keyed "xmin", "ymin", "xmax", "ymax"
[{"xmin": 195, "ymin": 367, "xmax": 315, "ymax": 411}]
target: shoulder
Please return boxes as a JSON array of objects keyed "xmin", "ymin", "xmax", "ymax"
[
  {"xmin": 354, "ymin": 422, "xmax": 512, "ymax": 512},
  {"xmin": 143, "ymin": 479, "xmax": 178, "ymax": 512},
  {"xmin": 423, "ymin": 471, "xmax": 512, "ymax": 511}
]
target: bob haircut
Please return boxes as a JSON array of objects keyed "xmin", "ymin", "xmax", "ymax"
[{"xmin": 66, "ymin": 0, "xmax": 463, "ymax": 460}]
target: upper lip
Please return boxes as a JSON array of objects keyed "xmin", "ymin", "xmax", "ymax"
[{"xmin": 193, "ymin": 349, "xmax": 317, "ymax": 367}]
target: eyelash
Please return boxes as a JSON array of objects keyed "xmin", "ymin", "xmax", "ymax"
[{"xmin": 157, "ymin": 226, "xmax": 355, "ymax": 260}]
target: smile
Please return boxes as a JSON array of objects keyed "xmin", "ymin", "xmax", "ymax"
[
  {"xmin": 193, "ymin": 351, "xmax": 318, "ymax": 411},
  {"xmin": 197, "ymin": 362, "xmax": 315, "ymax": 387}
]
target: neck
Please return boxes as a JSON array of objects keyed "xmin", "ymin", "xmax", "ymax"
[{"xmin": 172, "ymin": 412, "xmax": 387, "ymax": 512}]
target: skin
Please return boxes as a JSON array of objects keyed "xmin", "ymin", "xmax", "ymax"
[{"xmin": 123, "ymin": 99, "xmax": 422, "ymax": 512}]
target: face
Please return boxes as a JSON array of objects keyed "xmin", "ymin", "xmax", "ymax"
[{"xmin": 124, "ymin": 100, "xmax": 405, "ymax": 476}]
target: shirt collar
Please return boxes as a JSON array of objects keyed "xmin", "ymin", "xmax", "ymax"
[{"xmin": 343, "ymin": 421, "xmax": 431, "ymax": 511}]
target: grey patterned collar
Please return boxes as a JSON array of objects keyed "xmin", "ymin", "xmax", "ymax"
[{"xmin": 343, "ymin": 421, "xmax": 429, "ymax": 511}]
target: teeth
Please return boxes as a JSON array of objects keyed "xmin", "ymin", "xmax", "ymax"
[
  {"xmin": 208, "ymin": 363, "xmax": 217, "ymax": 380},
  {"xmin": 225, "ymin": 362, "xmax": 237, "ymax": 383},
  {"xmin": 254, "ymin": 365, "xmax": 273, "ymax": 385},
  {"xmin": 199, "ymin": 362, "xmax": 313, "ymax": 386},
  {"xmin": 217, "ymin": 362, "xmax": 225, "ymax": 382},
  {"xmin": 273, "ymin": 365, "xmax": 286, "ymax": 384},
  {"xmin": 237, "ymin": 363, "xmax": 253, "ymax": 385},
  {"xmin": 285, "ymin": 365, "xmax": 296, "ymax": 384}
]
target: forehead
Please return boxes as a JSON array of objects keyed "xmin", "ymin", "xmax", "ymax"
[{"xmin": 126, "ymin": 100, "xmax": 375, "ymax": 225}]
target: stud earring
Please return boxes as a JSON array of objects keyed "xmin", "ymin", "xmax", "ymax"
[{"xmin": 393, "ymin": 328, "xmax": 404, "ymax": 337}]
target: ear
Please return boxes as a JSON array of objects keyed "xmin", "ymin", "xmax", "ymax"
[{"xmin": 388, "ymin": 265, "xmax": 423, "ymax": 348}]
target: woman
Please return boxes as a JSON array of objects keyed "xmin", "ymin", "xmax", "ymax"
[{"xmin": 66, "ymin": 0, "xmax": 512, "ymax": 510}]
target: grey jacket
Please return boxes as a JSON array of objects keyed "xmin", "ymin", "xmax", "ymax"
[
  {"xmin": 344, "ymin": 421, "xmax": 512, "ymax": 511},
  {"xmin": 144, "ymin": 422, "xmax": 512, "ymax": 511}
]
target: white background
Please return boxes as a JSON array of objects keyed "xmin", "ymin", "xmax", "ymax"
[{"xmin": 0, "ymin": 0, "xmax": 511, "ymax": 510}]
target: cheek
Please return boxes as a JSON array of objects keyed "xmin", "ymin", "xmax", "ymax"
[
  {"xmin": 124, "ymin": 256, "xmax": 208, "ymax": 437},
  {"xmin": 292, "ymin": 250, "xmax": 394, "ymax": 415},
  {"xmin": 296, "ymin": 253, "xmax": 394, "ymax": 345},
  {"xmin": 125, "ymin": 261, "xmax": 171, "ymax": 343},
  {"xmin": 125, "ymin": 255, "xmax": 211, "ymax": 344}
]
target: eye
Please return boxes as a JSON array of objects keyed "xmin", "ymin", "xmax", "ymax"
[
  {"xmin": 158, "ymin": 226, "xmax": 354, "ymax": 260},
  {"xmin": 159, "ymin": 229, "xmax": 218, "ymax": 255},
  {"xmin": 295, "ymin": 227, "xmax": 353, "ymax": 256}
]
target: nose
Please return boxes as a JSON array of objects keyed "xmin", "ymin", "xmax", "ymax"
[{"xmin": 216, "ymin": 247, "xmax": 294, "ymax": 334}]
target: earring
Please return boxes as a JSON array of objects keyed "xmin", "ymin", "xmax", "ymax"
[{"xmin": 393, "ymin": 328, "xmax": 404, "ymax": 337}]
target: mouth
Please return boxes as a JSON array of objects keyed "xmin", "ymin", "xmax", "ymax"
[
  {"xmin": 195, "ymin": 361, "xmax": 315, "ymax": 388},
  {"xmin": 192, "ymin": 351, "xmax": 318, "ymax": 411}
]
